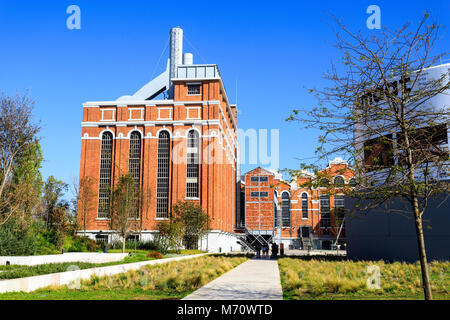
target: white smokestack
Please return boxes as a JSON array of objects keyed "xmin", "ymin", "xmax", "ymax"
[{"xmin": 170, "ymin": 27, "xmax": 183, "ymax": 79}]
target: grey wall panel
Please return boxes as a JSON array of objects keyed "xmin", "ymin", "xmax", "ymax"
[{"xmin": 346, "ymin": 197, "xmax": 450, "ymax": 262}]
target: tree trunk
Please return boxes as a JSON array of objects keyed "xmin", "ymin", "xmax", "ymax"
[
  {"xmin": 122, "ymin": 237, "xmax": 126, "ymax": 254},
  {"xmin": 412, "ymin": 200, "xmax": 433, "ymax": 300}
]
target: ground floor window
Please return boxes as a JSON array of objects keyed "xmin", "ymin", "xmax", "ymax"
[{"xmin": 95, "ymin": 234, "xmax": 108, "ymax": 243}]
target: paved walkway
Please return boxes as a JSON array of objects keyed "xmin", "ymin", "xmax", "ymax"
[{"xmin": 183, "ymin": 258, "xmax": 283, "ymax": 300}]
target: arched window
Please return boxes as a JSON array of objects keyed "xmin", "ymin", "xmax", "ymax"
[
  {"xmin": 320, "ymin": 178, "xmax": 330, "ymax": 188},
  {"xmin": 98, "ymin": 132, "xmax": 113, "ymax": 218},
  {"xmin": 156, "ymin": 131, "xmax": 170, "ymax": 218},
  {"xmin": 302, "ymin": 193, "xmax": 308, "ymax": 219},
  {"xmin": 334, "ymin": 176, "xmax": 345, "ymax": 187},
  {"xmin": 129, "ymin": 131, "xmax": 141, "ymax": 186},
  {"xmin": 186, "ymin": 130, "xmax": 200, "ymax": 198},
  {"xmin": 281, "ymin": 192, "xmax": 290, "ymax": 228},
  {"xmin": 129, "ymin": 131, "xmax": 141, "ymax": 218},
  {"xmin": 349, "ymin": 178, "xmax": 357, "ymax": 187}
]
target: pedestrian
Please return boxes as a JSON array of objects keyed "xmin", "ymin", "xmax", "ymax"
[
  {"xmin": 262, "ymin": 244, "xmax": 268, "ymax": 258},
  {"xmin": 255, "ymin": 243, "xmax": 261, "ymax": 259},
  {"xmin": 271, "ymin": 242, "xmax": 278, "ymax": 259}
]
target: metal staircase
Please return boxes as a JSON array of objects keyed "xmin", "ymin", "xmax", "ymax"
[{"xmin": 237, "ymin": 228, "xmax": 274, "ymax": 252}]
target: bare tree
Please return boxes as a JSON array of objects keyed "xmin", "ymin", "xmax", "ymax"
[
  {"xmin": 0, "ymin": 94, "xmax": 41, "ymax": 226},
  {"xmin": 109, "ymin": 174, "xmax": 140, "ymax": 253},
  {"xmin": 73, "ymin": 176, "xmax": 97, "ymax": 237},
  {"xmin": 287, "ymin": 13, "xmax": 450, "ymax": 300}
]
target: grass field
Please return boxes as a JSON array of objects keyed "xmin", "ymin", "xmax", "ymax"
[
  {"xmin": 0, "ymin": 250, "xmax": 203, "ymax": 280},
  {"xmin": 278, "ymin": 257, "xmax": 450, "ymax": 300},
  {"xmin": 0, "ymin": 254, "xmax": 249, "ymax": 300}
]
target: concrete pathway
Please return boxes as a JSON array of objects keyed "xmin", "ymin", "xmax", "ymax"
[{"xmin": 183, "ymin": 258, "xmax": 283, "ymax": 300}]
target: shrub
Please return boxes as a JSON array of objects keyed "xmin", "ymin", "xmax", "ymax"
[
  {"xmin": 147, "ymin": 251, "xmax": 163, "ymax": 259},
  {"xmin": 137, "ymin": 240, "xmax": 161, "ymax": 251},
  {"xmin": 64, "ymin": 235, "xmax": 100, "ymax": 253},
  {"xmin": 0, "ymin": 219, "xmax": 39, "ymax": 256}
]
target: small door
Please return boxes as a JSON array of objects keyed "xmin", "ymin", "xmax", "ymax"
[{"xmin": 301, "ymin": 226, "xmax": 310, "ymax": 238}]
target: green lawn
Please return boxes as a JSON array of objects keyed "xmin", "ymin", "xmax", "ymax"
[
  {"xmin": 0, "ymin": 289, "xmax": 185, "ymax": 300},
  {"xmin": 0, "ymin": 254, "xmax": 249, "ymax": 300},
  {"xmin": 0, "ymin": 250, "xmax": 204, "ymax": 280},
  {"xmin": 278, "ymin": 257, "xmax": 450, "ymax": 300}
]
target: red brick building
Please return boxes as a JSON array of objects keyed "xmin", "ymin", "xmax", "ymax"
[
  {"xmin": 78, "ymin": 28, "xmax": 240, "ymax": 252},
  {"xmin": 241, "ymin": 158, "xmax": 355, "ymax": 250}
]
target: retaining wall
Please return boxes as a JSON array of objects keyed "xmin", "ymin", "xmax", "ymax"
[
  {"xmin": 0, "ymin": 253, "xmax": 207, "ymax": 293},
  {"xmin": 0, "ymin": 253, "xmax": 128, "ymax": 266}
]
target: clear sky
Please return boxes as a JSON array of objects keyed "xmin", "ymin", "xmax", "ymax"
[{"xmin": 0, "ymin": 0, "xmax": 449, "ymax": 191}]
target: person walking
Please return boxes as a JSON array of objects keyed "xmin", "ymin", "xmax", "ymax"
[
  {"xmin": 255, "ymin": 243, "xmax": 261, "ymax": 259},
  {"xmin": 262, "ymin": 244, "xmax": 268, "ymax": 258},
  {"xmin": 271, "ymin": 242, "xmax": 278, "ymax": 259}
]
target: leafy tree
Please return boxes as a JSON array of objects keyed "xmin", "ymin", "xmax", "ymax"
[
  {"xmin": 0, "ymin": 94, "xmax": 40, "ymax": 226},
  {"xmin": 154, "ymin": 220, "xmax": 184, "ymax": 254},
  {"xmin": 41, "ymin": 176, "xmax": 71, "ymax": 250},
  {"xmin": 9, "ymin": 139, "xmax": 44, "ymax": 229},
  {"xmin": 42, "ymin": 176, "xmax": 69, "ymax": 228},
  {"xmin": 172, "ymin": 201, "xmax": 210, "ymax": 250},
  {"xmin": 287, "ymin": 13, "xmax": 449, "ymax": 300}
]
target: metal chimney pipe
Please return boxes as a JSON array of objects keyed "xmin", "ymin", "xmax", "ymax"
[
  {"xmin": 170, "ymin": 27, "xmax": 183, "ymax": 80},
  {"xmin": 183, "ymin": 53, "xmax": 193, "ymax": 65}
]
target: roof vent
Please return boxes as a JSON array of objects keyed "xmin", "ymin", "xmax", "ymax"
[{"xmin": 183, "ymin": 53, "xmax": 193, "ymax": 65}]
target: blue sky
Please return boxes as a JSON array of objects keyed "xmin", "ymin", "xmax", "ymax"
[{"xmin": 0, "ymin": 0, "xmax": 449, "ymax": 192}]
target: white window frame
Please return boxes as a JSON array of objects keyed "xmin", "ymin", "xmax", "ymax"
[
  {"xmin": 186, "ymin": 106, "xmax": 201, "ymax": 120},
  {"xmin": 187, "ymin": 83, "xmax": 201, "ymax": 96},
  {"xmin": 129, "ymin": 108, "xmax": 144, "ymax": 121},
  {"xmin": 100, "ymin": 109, "xmax": 116, "ymax": 121},
  {"xmin": 157, "ymin": 107, "xmax": 173, "ymax": 120}
]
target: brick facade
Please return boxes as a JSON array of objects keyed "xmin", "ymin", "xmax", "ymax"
[
  {"xmin": 79, "ymin": 79, "xmax": 238, "ymax": 241},
  {"xmin": 243, "ymin": 158, "xmax": 355, "ymax": 249}
]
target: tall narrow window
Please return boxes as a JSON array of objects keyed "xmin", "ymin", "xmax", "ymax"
[
  {"xmin": 129, "ymin": 132, "xmax": 141, "ymax": 186},
  {"xmin": 334, "ymin": 195, "xmax": 346, "ymax": 231},
  {"xmin": 129, "ymin": 131, "xmax": 141, "ymax": 219},
  {"xmin": 320, "ymin": 194, "xmax": 331, "ymax": 234},
  {"xmin": 281, "ymin": 192, "xmax": 290, "ymax": 228},
  {"xmin": 98, "ymin": 132, "xmax": 113, "ymax": 218},
  {"xmin": 302, "ymin": 193, "xmax": 308, "ymax": 219},
  {"xmin": 156, "ymin": 131, "xmax": 170, "ymax": 218},
  {"xmin": 186, "ymin": 130, "xmax": 199, "ymax": 198}
]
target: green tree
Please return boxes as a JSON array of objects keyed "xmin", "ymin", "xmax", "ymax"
[
  {"xmin": 154, "ymin": 220, "xmax": 184, "ymax": 254},
  {"xmin": 10, "ymin": 139, "xmax": 44, "ymax": 229},
  {"xmin": 42, "ymin": 176, "xmax": 71, "ymax": 250},
  {"xmin": 0, "ymin": 94, "xmax": 40, "ymax": 227},
  {"xmin": 172, "ymin": 201, "xmax": 210, "ymax": 250}
]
